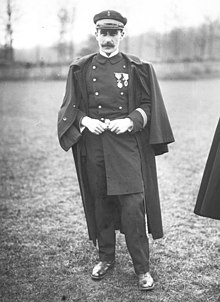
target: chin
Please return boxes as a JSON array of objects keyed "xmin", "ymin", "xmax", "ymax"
[{"xmin": 102, "ymin": 47, "xmax": 114, "ymax": 54}]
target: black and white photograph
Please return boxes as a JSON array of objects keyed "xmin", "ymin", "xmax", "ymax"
[{"xmin": 0, "ymin": 0, "xmax": 220, "ymax": 301}]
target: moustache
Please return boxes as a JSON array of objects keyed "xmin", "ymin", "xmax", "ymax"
[{"xmin": 101, "ymin": 42, "xmax": 115, "ymax": 48}]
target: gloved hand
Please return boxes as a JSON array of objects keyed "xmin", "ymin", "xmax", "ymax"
[
  {"xmin": 108, "ymin": 118, "xmax": 133, "ymax": 134},
  {"xmin": 81, "ymin": 116, "xmax": 108, "ymax": 135}
]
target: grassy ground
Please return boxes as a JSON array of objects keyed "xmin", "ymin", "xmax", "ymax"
[{"xmin": 0, "ymin": 79, "xmax": 220, "ymax": 302}]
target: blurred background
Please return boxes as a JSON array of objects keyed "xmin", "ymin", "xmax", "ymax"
[
  {"xmin": 1, "ymin": 0, "xmax": 220, "ymax": 80},
  {"xmin": 1, "ymin": 1, "xmax": 220, "ymax": 301}
]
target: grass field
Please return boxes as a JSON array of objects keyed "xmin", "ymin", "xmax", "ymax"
[{"xmin": 0, "ymin": 79, "xmax": 220, "ymax": 302}]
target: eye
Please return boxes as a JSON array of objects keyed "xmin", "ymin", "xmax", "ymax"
[
  {"xmin": 110, "ymin": 30, "xmax": 118, "ymax": 36},
  {"xmin": 100, "ymin": 29, "xmax": 108, "ymax": 36},
  {"xmin": 99, "ymin": 29, "xmax": 119, "ymax": 36}
]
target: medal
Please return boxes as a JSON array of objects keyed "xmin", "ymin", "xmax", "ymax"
[
  {"xmin": 123, "ymin": 73, "xmax": 129, "ymax": 86},
  {"xmin": 114, "ymin": 72, "xmax": 129, "ymax": 88},
  {"xmin": 114, "ymin": 73, "xmax": 123, "ymax": 88}
]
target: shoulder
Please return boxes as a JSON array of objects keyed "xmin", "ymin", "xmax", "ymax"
[
  {"xmin": 69, "ymin": 53, "xmax": 96, "ymax": 69},
  {"xmin": 122, "ymin": 52, "xmax": 153, "ymax": 68}
]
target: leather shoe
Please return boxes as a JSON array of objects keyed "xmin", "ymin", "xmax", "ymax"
[
  {"xmin": 91, "ymin": 260, "xmax": 115, "ymax": 280},
  {"xmin": 138, "ymin": 272, "xmax": 155, "ymax": 291}
]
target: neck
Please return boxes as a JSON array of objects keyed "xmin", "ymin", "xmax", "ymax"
[{"xmin": 99, "ymin": 49, "xmax": 119, "ymax": 58}]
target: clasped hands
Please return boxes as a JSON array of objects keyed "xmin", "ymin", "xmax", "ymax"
[{"xmin": 81, "ymin": 116, "xmax": 133, "ymax": 135}]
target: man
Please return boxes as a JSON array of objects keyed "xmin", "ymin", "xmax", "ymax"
[{"xmin": 58, "ymin": 10, "xmax": 174, "ymax": 291}]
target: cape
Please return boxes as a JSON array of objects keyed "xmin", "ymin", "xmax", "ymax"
[
  {"xmin": 194, "ymin": 118, "xmax": 220, "ymax": 220},
  {"xmin": 57, "ymin": 52, "xmax": 175, "ymax": 244}
]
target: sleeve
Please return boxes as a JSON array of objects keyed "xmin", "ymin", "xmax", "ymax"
[
  {"xmin": 74, "ymin": 110, "xmax": 87, "ymax": 132},
  {"xmin": 127, "ymin": 87, "xmax": 151, "ymax": 133},
  {"xmin": 57, "ymin": 66, "xmax": 82, "ymax": 151}
]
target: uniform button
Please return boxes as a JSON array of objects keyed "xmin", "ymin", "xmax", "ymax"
[
  {"xmin": 120, "ymin": 92, "xmax": 124, "ymax": 95},
  {"xmin": 119, "ymin": 106, "xmax": 123, "ymax": 110},
  {"xmin": 95, "ymin": 92, "xmax": 99, "ymax": 96},
  {"xmin": 92, "ymin": 65, "xmax": 97, "ymax": 69},
  {"xmin": 93, "ymin": 78, "xmax": 97, "ymax": 82},
  {"xmin": 73, "ymin": 104, "xmax": 76, "ymax": 107},
  {"xmin": 123, "ymin": 65, "xmax": 126, "ymax": 69},
  {"xmin": 63, "ymin": 117, "xmax": 67, "ymax": 121},
  {"xmin": 98, "ymin": 105, "xmax": 102, "ymax": 109}
]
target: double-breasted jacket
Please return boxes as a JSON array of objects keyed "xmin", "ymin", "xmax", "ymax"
[{"xmin": 58, "ymin": 52, "xmax": 174, "ymax": 244}]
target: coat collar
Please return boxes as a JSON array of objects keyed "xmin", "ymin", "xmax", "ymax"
[
  {"xmin": 95, "ymin": 52, "xmax": 123, "ymax": 64},
  {"xmin": 70, "ymin": 52, "xmax": 143, "ymax": 69}
]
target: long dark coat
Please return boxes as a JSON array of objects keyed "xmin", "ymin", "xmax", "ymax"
[
  {"xmin": 57, "ymin": 53, "xmax": 174, "ymax": 244},
  {"xmin": 194, "ymin": 119, "xmax": 220, "ymax": 220}
]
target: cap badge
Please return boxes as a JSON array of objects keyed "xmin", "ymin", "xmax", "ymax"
[{"xmin": 107, "ymin": 11, "xmax": 111, "ymax": 16}]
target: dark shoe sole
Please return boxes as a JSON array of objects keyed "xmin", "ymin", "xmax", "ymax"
[
  {"xmin": 91, "ymin": 273, "xmax": 106, "ymax": 280},
  {"xmin": 139, "ymin": 282, "xmax": 155, "ymax": 291}
]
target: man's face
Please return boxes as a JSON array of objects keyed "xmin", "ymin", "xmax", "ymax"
[{"xmin": 95, "ymin": 29, "xmax": 124, "ymax": 54}]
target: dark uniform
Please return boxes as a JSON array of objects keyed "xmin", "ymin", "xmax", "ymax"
[
  {"xmin": 85, "ymin": 53, "xmax": 146, "ymax": 194},
  {"xmin": 82, "ymin": 52, "xmax": 150, "ymax": 273},
  {"xmin": 79, "ymin": 53, "xmax": 150, "ymax": 273},
  {"xmin": 57, "ymin": 10, "xmax": 174, "ymax": 285}
]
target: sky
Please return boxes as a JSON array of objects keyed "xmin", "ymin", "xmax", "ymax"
[{"xmin": 1, "ymin": 0, "xmax": 220, "ymax": 49}]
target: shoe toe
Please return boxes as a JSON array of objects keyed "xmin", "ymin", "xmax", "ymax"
[
  {"xmin": 91, "ymin": 261, "xmax": 114, "ymax": 280},
  {"xmin": 138, "ymin": 272, "xmax": 155, "ymax": 291}
]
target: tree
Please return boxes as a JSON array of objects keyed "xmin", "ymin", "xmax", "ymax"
[
  {"xmin": 205, "ymin": 17, "xmax": 219, "ymax": 60},
  {"xmin": 4, "ymin": 0, "xmax": 14, "ymax": 61},
  {"xmin": 168, "ymin": 28, "xmax": 183, "ymax": 60},
  {"xmin": 56, "ymin": 4, "xmax": 77, "ymax": 62},
  {"xmin": 194, "ymin": 24, "xmax": 208, "ymax": 60},
  {"xmin": 57, "ymin": 7, "xmax": 69, "ymax": 62},
  {"xmin": 78, "ymin": 35, "xmax": 98, "ymax": 57},
  {"xmin": 0, "ymin": 0, "xmax": 20, "ymax": 62}
]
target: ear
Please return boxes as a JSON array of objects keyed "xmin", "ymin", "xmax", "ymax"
[
  {"xmin": 120, "ymin": 31, "xmax": 125, "ymax": 40},
  {"xmin": 95, "ymin": 30, "xmax": 98, "ymax": 40}
]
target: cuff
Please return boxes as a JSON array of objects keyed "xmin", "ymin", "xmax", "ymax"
[
  {"xmin": 76, "ymin": 111, "xmax": 87, "ymax": 132},
  {"xmin": 127, "ymin": 110, "xmax": 144, "ymax": 133},
  {"xmin": 135, "ymin": 108, "xmax": 148, "ymax": 128}
]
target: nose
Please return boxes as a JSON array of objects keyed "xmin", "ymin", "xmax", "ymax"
[{"xmin": 105, "ymin": 33, "xmax": 113, "ymax": 39}]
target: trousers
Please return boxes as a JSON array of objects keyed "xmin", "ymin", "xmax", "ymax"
[{"xmin": 83, "ymin": 131, "xmax": 149, "ymax": 274}]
